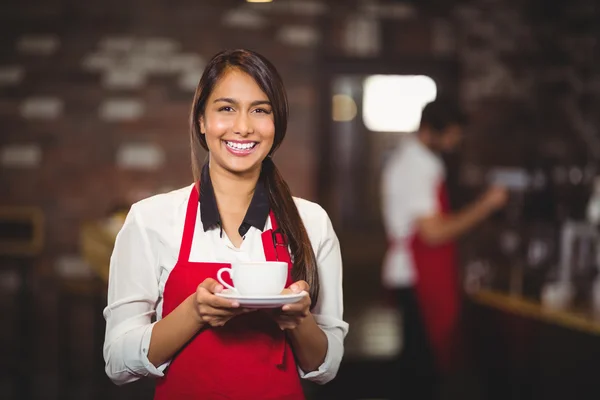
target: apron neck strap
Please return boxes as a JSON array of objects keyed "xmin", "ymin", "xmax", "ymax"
[
  {"xmin": 269, "ymin": 211, "xmax": 288, "ymax": 246},
  {"xmin": 178, "ymin": 183, "xmax": 200, "ymax": 263},
  {"xmin": 268, "ymin": 210, "xmax": 278, "ymax": 231}
]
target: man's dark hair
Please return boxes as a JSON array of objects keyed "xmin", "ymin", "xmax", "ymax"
[{"xmin": 419, "ymin": 97, "xmax": 468, "ymax": 133}]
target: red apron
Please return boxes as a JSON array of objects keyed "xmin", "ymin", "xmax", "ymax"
[
  {"xmin": 409, "ymin": 182, "xmax": 460, "ymax": 373},
  {"xmin": 154, "ymin": 185, "xmax": 304, "ymax": 400}
]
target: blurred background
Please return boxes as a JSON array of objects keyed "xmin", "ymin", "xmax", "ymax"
[{"xmin": 1, "ymin": 0, "xmax": 600, "ymax": 399}]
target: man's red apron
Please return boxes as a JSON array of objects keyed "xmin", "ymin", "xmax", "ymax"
[
  {"xmin": 154, "ymin": 185, "xmax": 304, "ymax": 400},
  {"xmin": 409, "ymin": 182, "xmax": 460, "ymax": 374}
]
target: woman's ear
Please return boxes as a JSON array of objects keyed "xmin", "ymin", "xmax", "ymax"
[{"xmin": 199, "ymin": 116, "xmax": 206, "ymax": 135}]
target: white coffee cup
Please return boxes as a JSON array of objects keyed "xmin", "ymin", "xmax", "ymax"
[{"xmin": 216, "ymin": 261, "xmax": 287, "ymax": 296}]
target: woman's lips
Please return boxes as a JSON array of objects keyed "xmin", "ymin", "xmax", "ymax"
[{"xmin": 223, "ymin": 140, "xmax": 259, "ymax": 156}]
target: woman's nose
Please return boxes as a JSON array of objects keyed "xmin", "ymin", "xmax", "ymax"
[{"xmin": 233, "ymin": 113, "xmax": 253, "ymax": 136}]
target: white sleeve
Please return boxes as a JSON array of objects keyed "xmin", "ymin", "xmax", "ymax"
[
  {"xmin": 298, "ymin": 208, "xmax": 349, "ymax": 384},
  {"xmin": 103, "ymin": 204, "xmax": 169, "ymax": 385},
  {"xmin": 381, "ymin": 150, "xmax": 443, "ymax": 243},
  {"xmin": 381, "ymin": 158, "xmax": 408, "ymax": 231},
  {"xmin": 408, "ymin": 169, "xmax": 442, "ymax": 219}
]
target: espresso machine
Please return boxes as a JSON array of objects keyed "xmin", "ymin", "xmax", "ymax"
[{"xmin": 464, "ymin": 163, "xmax": 600, "ymax": 310}]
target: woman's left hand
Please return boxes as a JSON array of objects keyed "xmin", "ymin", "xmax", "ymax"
[{"xmin": 272, "ymin": 280, "xmax": 311, "ymax": 330}]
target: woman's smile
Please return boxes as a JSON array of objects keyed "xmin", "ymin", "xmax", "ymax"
[{"xmin": 223, "ymin": 139, "xmax": 259, "ymax": 156}]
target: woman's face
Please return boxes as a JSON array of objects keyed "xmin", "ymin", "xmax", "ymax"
[{"xmin": 200, "ymin": 68, "xmax": 275, "ymax": 176}]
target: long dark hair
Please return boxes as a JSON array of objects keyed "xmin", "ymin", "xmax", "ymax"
[{"xmin": 189, "ymin": 49, "xmax": 319, "ymax": 305}]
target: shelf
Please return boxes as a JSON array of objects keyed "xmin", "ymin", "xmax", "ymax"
[{"xmin": 469, "ymin": 288, "xmax": 600, "ymax": 336}]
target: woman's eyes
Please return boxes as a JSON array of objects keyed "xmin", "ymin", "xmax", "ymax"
[{"xmin": 217, "ymin": 106, "xmax": 271, "ymax": 115}]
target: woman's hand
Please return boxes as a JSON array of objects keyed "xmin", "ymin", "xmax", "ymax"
[
  {"xmin": 272, "ymin": 280, "xmax": 311, "ymax": 330},
  {"xmin": 191, "ymin": 278, "xmax": 253, "ymax": 327}
]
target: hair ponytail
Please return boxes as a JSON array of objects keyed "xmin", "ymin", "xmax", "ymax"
[{"xmin": 262, "ymin": 157, "xmax": 320, "ymax": 307}]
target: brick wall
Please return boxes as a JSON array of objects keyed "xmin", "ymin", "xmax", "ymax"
[
  {"xmin": 1, "ymin": 0, "xmax": 599, "ymax": 274},
  {"xmin": 0, "ymin": 1, "xmax": 325, "ymax": 272}
]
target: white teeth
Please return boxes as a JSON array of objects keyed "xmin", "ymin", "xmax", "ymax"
[{"xmin": 226, "ymin": 141, "xmax": 256, "ymax": 150}]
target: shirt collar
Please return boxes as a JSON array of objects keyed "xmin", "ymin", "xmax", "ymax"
[{"xmin": 199, "ymin": 163, "xmax": 270, "ymax": 236}]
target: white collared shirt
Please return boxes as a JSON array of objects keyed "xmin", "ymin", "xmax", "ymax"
[
  {"xmin": 381, "ymin": 136, "xmax": 444, "ymax": 288},
  {"xmin": 103, "ymin": 184, "xmax": 348, "ymax": 386}
]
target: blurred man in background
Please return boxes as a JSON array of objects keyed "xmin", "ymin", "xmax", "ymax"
[{"xmin": 381, "ymin": 98, "xmax": 508, "ymax": 398}]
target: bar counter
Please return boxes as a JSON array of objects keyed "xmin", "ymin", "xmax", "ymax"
[{"xmin": 468, "ymin": 287, "xmax": 600, "ymax": 336}]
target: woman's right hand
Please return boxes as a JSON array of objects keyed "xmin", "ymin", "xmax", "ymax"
[{"xmin": 191, "ymin": 278, "xmax": 252, "ymax": 327}]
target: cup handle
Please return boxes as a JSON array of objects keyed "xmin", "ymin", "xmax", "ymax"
[{"xmin": 216, "ymin": 267, "xmax": 236, "ymax": 292}]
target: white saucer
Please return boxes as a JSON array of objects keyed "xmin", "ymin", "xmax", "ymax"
[{"xmin": 215, "ymin": 289, "xmax": 307, "ymax": 309}]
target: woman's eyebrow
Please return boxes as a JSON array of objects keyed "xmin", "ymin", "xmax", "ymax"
[{"xmin": 213, "ymin": 98, "xmax": 271, "ymax": 107}]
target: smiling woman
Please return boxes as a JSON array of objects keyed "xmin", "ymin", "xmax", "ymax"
[
  {"xmin": 198, "ymin": 69, "xmax": 275, "ymax": 172},
  {"xmin": 102, "ymin": 49, "xmax": 348, "ymax": 400}
]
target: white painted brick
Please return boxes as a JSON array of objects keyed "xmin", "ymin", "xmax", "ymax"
[
  {"xmin": 99, "ymin": 36, "xmax": 135, "ymax": 52},
  {"xmin": 139, "ymin": 53, "xmax": 201, "ymax": 75},
  {"xmin": 170, "ymin": 53, "xmax": 205, "ymax": 72},
  {"xmin": 102, "ymin": 69, "xmax": 146, "ymax": 89},
  {"xmin": 277, "ymin": 25, "xmax": 320, "ymax": 47},
  {"xmin": 248, "ymin": 0, "xmax": 328, "ymax": 16},
  {"xmin": 54, "ymin": 255, "xmax": 95, "ymax": 279},
  {"xmin": 179, "ymin": 69, "xmax": 203, "ymax": 92},
  {"xmin": 82, "ymin": 52, "xmax": 116, "ymax": 71},
  {"xmin": 142, "ymin": 37, "xmax": 181, "ymax": 54},
  {"xmin": 99, "ymin": 99, "xmax": 144, "ymax": 121},
  {"xmin": 116, "ymin": 143, "xmax": 165, "ymax": 170},
  {"xmin": 343, "ymin": 16, "xmax": 381, "ymax": 57},
  {"xmin": 130, "ymin": 53, "xmax": 185, "ymax": 74},
  {"xmin": 87, "ymin": 37, "xmax": 203, "ymax": 77},
  {"xmin": 277, "ymin": 26, "xmax": 320, "ymax": 47},
  {"xmin": 20, "ymin": 97, "xmax": 63, "ymax": 119},
  {"xmin": 16, "ymin": 34, "xmax": 60, "ymax": 55},
  {"xmin": 222, "ymin": 8, "xmax": 268, "ymax": 29},
  {"xmin": 0, "ymin": 66, "xmax": 24, "ymax": 85},
  {"xmin": 127, "ymin": 53, "xmax": 167, "ymax": 73},
  {"xmin": 1, "ymin": 144, "xmax": 42, "ymax": 168}
]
